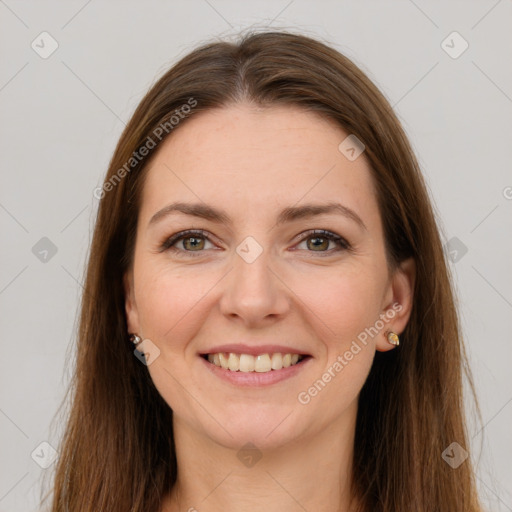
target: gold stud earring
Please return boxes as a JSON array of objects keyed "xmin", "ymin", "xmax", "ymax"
[
  {"xmin": 386, "ymin": 331, "xmax": 400, "ymax": 346},
  {"xmin": 129, "ymin": 333, "xmax": 142, "ymax": 346}
]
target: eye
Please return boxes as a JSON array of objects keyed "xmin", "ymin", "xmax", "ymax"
[
  {"xmin": 160, "ymin": 229, "xmax": 352, "ymax": 257},
  {"xmin": 294, "ymin": 230, "xmax": 351, "ymax": 255},
  {"xmin": 160, "ymin": 229, "xmax": 215, "ymax": 256}
]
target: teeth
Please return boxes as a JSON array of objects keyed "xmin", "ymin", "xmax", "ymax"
[
  {"xmin": 219, "ymin": 353, "xmax": 229, "ymax": 370},
  {"xmin": 228, "ymin": 352, "xmax": 240, "ymax": 371},
  {"xmin": 206, "ymin": 352, "xmax": 304, "ymax": 372},
  {"xmin": 254, "ymin": 354, "xmax": 271, "ymax": 372},
  {"xmin": 239, "ymin": 354, "xmax": 255, "ymax": 372},
  {"xmin": 271, "ymin": 353, "xmax": 283, "ymax": 370}
]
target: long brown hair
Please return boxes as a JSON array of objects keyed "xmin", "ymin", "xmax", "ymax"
[{"xmin": 42, "ymin": 30, "xmax": 482, "ymax": 511}]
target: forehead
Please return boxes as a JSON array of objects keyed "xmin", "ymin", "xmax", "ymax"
[{"xmin": 139, "ymin": 103, "xmax": 379, "ymax": 229}]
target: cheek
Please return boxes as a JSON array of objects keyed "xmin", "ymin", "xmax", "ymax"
[
  {"xmin": 295, "ymin": 265, "xmax": 382, "ymax": 387},
  {"xmin": 134, "ymin": 265, "xmax": 216, "ymax": 414},
  {"xmin": 135, "ymin": 263, "xmax": 218, "ymax": 349},
  {"xmin": 294, "ymin": 271, "xmax": 379, "ymax": 414},
  {"xmin": 296, "ymin": 264, "xmax": 384, "ymax": 345}
]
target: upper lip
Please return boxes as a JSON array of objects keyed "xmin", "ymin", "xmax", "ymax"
[{"xmin": 200, "ymin": 344, "xmax": 311, "ymax": 356}]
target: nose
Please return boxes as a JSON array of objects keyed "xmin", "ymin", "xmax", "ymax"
[{"xmin": 219, "ymin": 245, "xmax": 290, "ymax": 327}]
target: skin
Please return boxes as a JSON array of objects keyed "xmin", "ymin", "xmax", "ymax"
[{"xmin": 124, "ymin": 102, "xmax": 416, "ymax": 512}]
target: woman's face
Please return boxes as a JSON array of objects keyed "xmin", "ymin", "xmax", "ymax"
[{"xmin": 124, "ymin": 102, "xmax": 414, "ymax": 450}]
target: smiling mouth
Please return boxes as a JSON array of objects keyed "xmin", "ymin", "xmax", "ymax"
[{"xmin": 201, "ymin": 352, "xmax": 310, "ymax": 373}]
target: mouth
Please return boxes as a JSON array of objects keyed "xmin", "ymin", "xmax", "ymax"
[{"xmin": 200, "ymin": 352, "xmax": 311, "ymax": 373}]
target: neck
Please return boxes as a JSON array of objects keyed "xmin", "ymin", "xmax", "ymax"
[{"xmin": 162, "ymin": 401, "xmax": 360, "ymax": 512}]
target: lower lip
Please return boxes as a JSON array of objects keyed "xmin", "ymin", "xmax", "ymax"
[{"xmin": 199, "ymin": 355, "xmax": 312, "ymax": 387}]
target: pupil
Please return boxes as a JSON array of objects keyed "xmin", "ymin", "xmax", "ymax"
[
  {"xmin": 308, "ymin": 237, "xmax": 328, "ymax": 251},
  {"xmin": 185, "ymin": 237, "xmax": 203, "ymax": 250}
]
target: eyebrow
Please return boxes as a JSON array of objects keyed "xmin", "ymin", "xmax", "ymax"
[{"xmin": 148, "ymin": 201, "xmax": 367, "ymax": 231}]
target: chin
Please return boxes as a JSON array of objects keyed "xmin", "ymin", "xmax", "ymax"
[{"xmin": 199, "ymin": 406, "xmax": 309, "ymax": 452}]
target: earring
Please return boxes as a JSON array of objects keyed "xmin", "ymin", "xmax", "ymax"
[
  {"xmin": 129, "ymin": 333, "xmax": 142, "ymax": 346},
  {"xmin": 386, "ymin": 331, "xmax": 400, "ymax": 346}
]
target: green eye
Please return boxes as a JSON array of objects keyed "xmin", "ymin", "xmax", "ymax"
[
  {"xmin": 161, "ymin": 230, "xmax": 212, "ymax": 255},
  {"xmin": 296, "ymin": 230, "xmax": 351, "ymax": 254},
  {"xmin": 160, "ymin": 229, "xmax": 351, "ymax": 257}
]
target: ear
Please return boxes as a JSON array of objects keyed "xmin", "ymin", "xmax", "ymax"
[
  {"xmin": 376, "ymin": 257, "xmax": 416, "ymax": 352},
  {"xmin": 123, "ymin": 269, "xmax": 140, "ymax": 335}
]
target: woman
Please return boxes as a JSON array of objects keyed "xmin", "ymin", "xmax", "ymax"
[{"xmin": 43, "ymin": 30, "xmax": 483, "ymax": 511}]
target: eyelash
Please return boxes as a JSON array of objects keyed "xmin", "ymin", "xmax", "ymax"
[{"xmin": 159, "ymin": 229, "xmax": 352, "ymax": 257}]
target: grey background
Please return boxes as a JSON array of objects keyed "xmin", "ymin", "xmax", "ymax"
[{"xmin": 1, "ymin": 1, "xmax": 511, "ymax": 510}]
